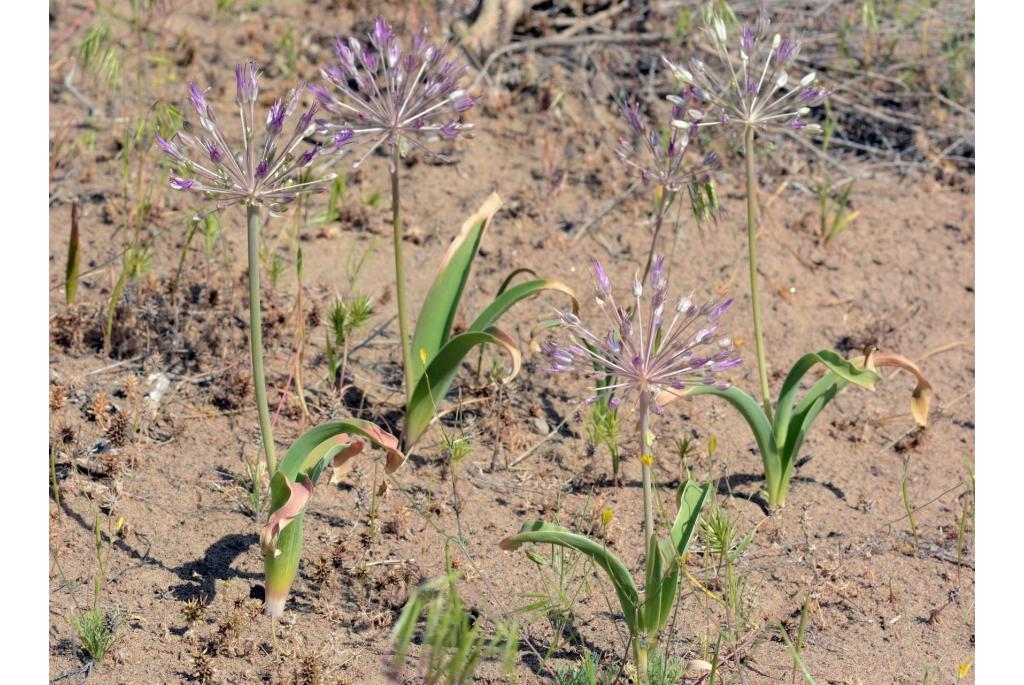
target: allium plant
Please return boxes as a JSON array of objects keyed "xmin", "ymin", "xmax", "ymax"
[
  {"xmin": 544, "ymin": 256, "xmax": 738, "ymax": 539},
  {"xmin": 161, "ymin": 62, "xmax": 406, "ymax": 620},
  {"xmin": 313, "ymin": 19, "xmax": 576, "ymax": 449},
  {"xmin": 614, "ymin": 101, "xmax": 720, "ymax": 281},
  {"xmin": 655, "ymin": 11, "xmax": 932, "ymax": 510},
  {"xmin": 160, "ymin": 59, "xmax": 344, "ymax": 476},
  {"xmin": 662, "ymin": 10, "xmax": 830, "ymax": 421},
  {"xmin": 312, "ymin": 18, "xmax": 477, "ymax": 424}
]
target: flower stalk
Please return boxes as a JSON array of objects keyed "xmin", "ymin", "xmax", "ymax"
[
  {"xmin": 744, "ymin": 125, "xmax": 773, "ymax": 421},
  {"xmin": 247, "ymin": 205, "xmax": 277, "ymax": 474},
  {"xmin": 390, "ymin": 149, "xmax": 414, "ymax": 411}
]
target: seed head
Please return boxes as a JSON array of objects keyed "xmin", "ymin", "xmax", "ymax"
[
  {"xmin": 159, "ymin": 59, "xmax": 343, "ymax": 217},
  {"xmin": 661, "ymin": 10, "xmax": 830, "ymax": 135},
  {"xmin": 313, "ymin": 17, "xmax": 477, "ymax": 171},
  {"xmin": 544, "ymin": 257, "xmax": 740, "ymax": 412}
]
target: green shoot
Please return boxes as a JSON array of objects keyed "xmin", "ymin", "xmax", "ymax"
[
  {"xmin": 311, "ymin": 175, "xmax": 348, "ymax": 225},
  {"xmin": 325, "ymin": 295, "xmax": 374, "ymax": 391},
  {"xmin": 77, "ymin": 22, "xmax": 123, "ymax": 87},
  {"xmin": 269, "ymin": 254, "xmax": 284, "ymax": 293},
  {"xmin": 104, "ymin": 244, "xmax": 152, "ymax": 353},
  {"xmin": 276, "ymin": 25, "xmax": 297, "ymax": 77},
  {"xmin": 72, "ymin": 606, "xmax": 121, "ymax": 663},
  {"xmin": 586, "ymin": 400, "xmax": 621, "ymax": 481},
  {"xmin": 901, "ymin": 457, "xmax": 919, "ymax": 544},
  {"xmin": 66, "ymin": 203, "xmax": 80, "ymax": 306},
  {"xmin": 390, "ymin": 571, "xmax": 518, "ymax": 684},
  {"xmin": 776, "ymin": 620, "xmax": 815, "ymax": 684}
]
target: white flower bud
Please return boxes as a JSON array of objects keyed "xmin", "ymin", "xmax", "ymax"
[
  {"xmin": 772, "ymin": 33, "xmax": 781, "ymax": 49},
  {"xmin": 687, "ymin": 109, "xmax": 704, "ymax": 120},
  {"xmin": 666, "ymin": 94, "xmax": 685, "ymax": 105},
  {"xmin": 800, "ymin": 72, "xmax": 816, "ymax": 86},
  {"xmin": 714, "ymin": 18, "xmax": 727, "ymax": 43},
  {"xmin": 776, "ymin": 72, "xmax": 789, "ymax": 88},
  {"xmin": 671, "ymin": 119, "xmax": 692, "ymax": 130},
  {"xmin": 805, "ymin": 124, "xmax": 822, "ymax": 133},
  {"xmin": 797, "ymin": 106, "xmax": 810, "ymax": 116}
]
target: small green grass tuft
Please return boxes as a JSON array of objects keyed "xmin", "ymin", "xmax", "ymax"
[{"xmin": 72, "ymin": 606, "xmax": 120, "ymax": 663}]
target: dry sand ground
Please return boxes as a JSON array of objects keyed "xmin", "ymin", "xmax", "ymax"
[{"xmin": 49, "ymin": 2, "xmax": 974, "ymax": 683}]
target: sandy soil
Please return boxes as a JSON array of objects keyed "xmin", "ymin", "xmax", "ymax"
[{"xmin": 49, "ymin": 2, "xmax": 974, "ymax": 683}]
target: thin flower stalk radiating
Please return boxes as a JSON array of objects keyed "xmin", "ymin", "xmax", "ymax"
[
  {"xmin": 312, "ymin": 17, "xmax": 477, "ymax": 170},
  {"xmin": 545, "ymin": 256, "xmax": 741, "ymax": 413},
  {"xmin": 661, "ymin": 10, "xmax": 830, "ymax": 134},
  {"xmin": 546, "ymin": 255, "xmax": 739, "ymax": 560},
  {"xmin": 614, "ymin": 100, "xmax": 720, "ymax": 193},
  {"xmin": 614, "ymin": 99, "xmax": 721, "ymax": 281},
  {"xmin": 159, "ymin": 59, "xmax": 345, "ymax": 216}
]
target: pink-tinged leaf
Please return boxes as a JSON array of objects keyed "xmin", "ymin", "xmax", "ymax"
[
  {"xmin": 328, "ymin": 436, "xmax": 365, "ymax": 484},
  {"xmin": 861, "ymin": 351, "xmax": 933, "ymax": 427},
  {"xmin": 260, "ymin": 475, "xmax": 314, "ymax": 556}
]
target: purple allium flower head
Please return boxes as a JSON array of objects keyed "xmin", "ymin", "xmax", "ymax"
[
  {"xmin": 661, "ymin": 10, "xmax": 829, "ymax": 135},
  {"xmin": 315, "ymin": 17, "xmax": 476, "ymax": 170},
  {"xmin": 160, "ymin": 61, "xmax": 346, "ymax": 216},
  {"xmin": 613, "ymin": 100, "xmax": 720, "ymax": 193},
  {"xmin": 543, "ymin": 256, "xmax": 741, "ymax": 409}
]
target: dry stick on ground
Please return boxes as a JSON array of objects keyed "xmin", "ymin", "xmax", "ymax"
[
  {"xmin": 571, "ymin": 180, "xmax": 640, "ymax": 243},
  {"xmin": 470, "ymin": 32, "xmax": 676, "ymax": 91}
]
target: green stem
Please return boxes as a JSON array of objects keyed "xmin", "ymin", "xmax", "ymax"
[
  {"xmin": 103, "ymin": 263, "xmax": 130, "ymax": 353},
  {"xmin": 247, "ymin": 205, "xmax": 277, "ymax": 474},
  {"xmin": 633, "ymin": 638, "xmax": 650, "ymax": 684},
  {"xmin": 639, "ymin": 391, "xmax": 654, "ymax": 548},
  {"xmin": 744, "ymin": 125, "xmax": 774, "ymax": 423},
  {"xmin": 391, "ymin": 152, "xmax": 414, "ymax": 422}
]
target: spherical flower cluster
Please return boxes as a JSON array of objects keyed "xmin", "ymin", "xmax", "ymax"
[
  {"xmin": 661, "ymin": 11, "xmax": 831, "ymax": 134},
  {"xmin": 311, "ymin": 17, "xmax": 477, "ymax": 170},
  {"xmin": 158, "ymin": 60, "xmax": 346, "ymax": 215},
  {"xmin": 544, "ymin": 256, "xmax": 741, "ymax": 412},
  {"xmin": 614, "ymin": 98, "xmax": 720, "ymax": 192}
]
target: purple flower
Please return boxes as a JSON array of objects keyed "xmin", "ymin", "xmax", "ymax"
[
  {"xmin": 159, "ymin": 60, "xmax": 347, "ymax": 216},
  {"xmin": 315, "ymin": 17, "xmax": 476, "ymax": 169},
  {"xmin": 661, "ymin": 10, "xmax": 829, "ymax": 135},
  {"xmin": 614, "ymin": 100, "xmax": 719, "ymax": 193},
  {"xmin": 544, "ymin": 256, "xmax": 740, "ymax": 408}
]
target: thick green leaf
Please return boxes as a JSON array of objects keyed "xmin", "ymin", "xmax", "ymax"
[
  {"xmin": 683, "ymin": 386, "xmax": 778, "ymax": 469},
  {"xmin": 656, "ymin": 537, "xmax": 680, "ymax": 634},
  {"xmin": 780, "ymin": 380, "xmax": 844, "ymax": 487},
  {"xmin": 774, "ymin": 351, "xmax": 879, "ymax": 445},
  {"xmin": 410, "ymin": 193, "xmax": 503, "ymax": 388},
  {"xmin": 670, "ymin": 480, "xmax": 711, "ymax": 557},
  {"xmin": 405, "ymin": 327, "xmax": 521, "ymax": 447},
  {"xmin": 468, "ymin": 279, "xmax": 579, "ymax": 333},
  {"xmin": 500, "ymin": 521, "xmax": 639, "ymax": 632},
  {"xmin": 277, "ymin": 418, "xmax": 405, "ymax": 482},
  {"xmin": 643, "ymin": 533, "xmax": 664, "ymax": 635}
]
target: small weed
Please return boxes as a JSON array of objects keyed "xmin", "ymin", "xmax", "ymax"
[
  {"xmin": 182, "ymin": 595, "xmax": 208, "ymax": 626},
  {"xmin": 73, "ymin": 606, "xmax": 121, "ymax": 663}
]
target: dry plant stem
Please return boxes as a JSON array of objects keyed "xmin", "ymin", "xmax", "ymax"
[
  {"xmin": 247, "ymin": 205, "xmax": 277, "ymax": 474},
  {"xmin": 745, "ymin": 125, "xmax": 774, "ymax": 422},
  {"xmin": 390, "ymin": 150, "xmax": 414, "ymax": 414},
  {"xmin": 641, "ymin": 187, "xmax": 670, "ymax": 283}
]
